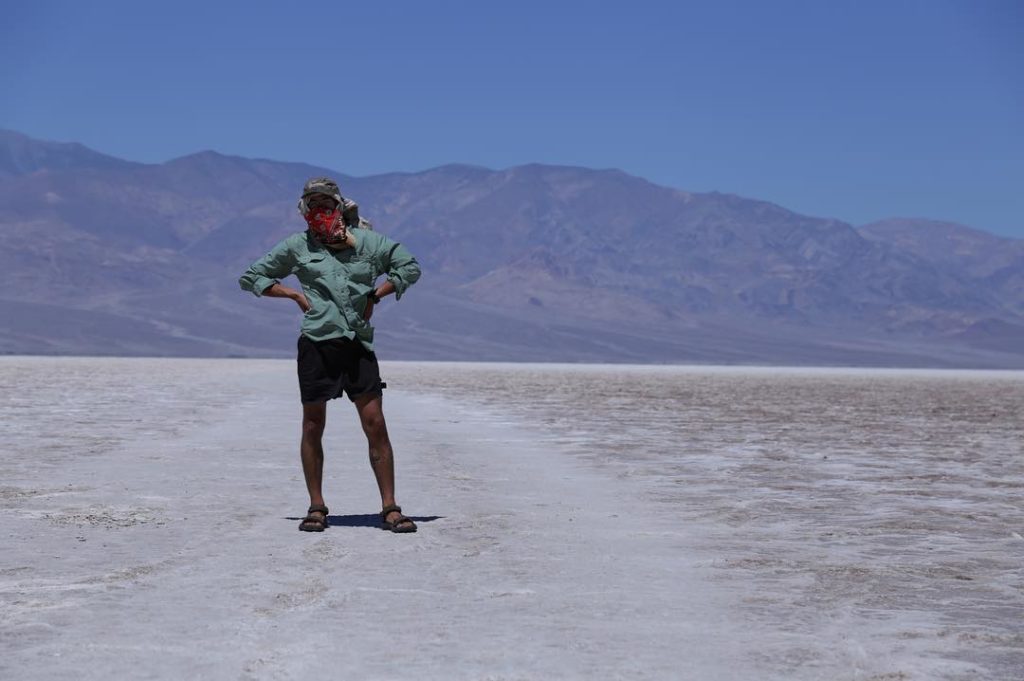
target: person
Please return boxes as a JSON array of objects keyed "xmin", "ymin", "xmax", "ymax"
[{"xmin": 239, "ymin": 177, "xmax": 421, "ymax": 533}]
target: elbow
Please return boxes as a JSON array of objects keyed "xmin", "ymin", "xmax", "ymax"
[{"xmin": 407, "ymin": 264, "xmax": 422, "ymax": 285}]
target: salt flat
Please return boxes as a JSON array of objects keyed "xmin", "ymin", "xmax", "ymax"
[{"xmin": 1, "ymin": 358, "xmax": 1022, "ymax": 680}]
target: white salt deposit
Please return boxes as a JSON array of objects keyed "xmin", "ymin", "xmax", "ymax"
[{"xmin": 1, "ymin": 358, "xmax": 1021, "ymax": 680}]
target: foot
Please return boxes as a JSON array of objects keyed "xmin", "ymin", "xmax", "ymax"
[
  {"xmin": 381, "ymin": 504, "xmax": 417, "ymax": 533},
  {"xmin": 299, "ymin": 504, "xmax": 329, "ymax": 532}
]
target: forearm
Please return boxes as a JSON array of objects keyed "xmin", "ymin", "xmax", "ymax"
[
  {"xmin": 262, "ymin": 282, "xmax": 302, "ymax": 300},
  {"xmin": 373, "ymin": 279, "xmax": 396, "ymax": 299}
]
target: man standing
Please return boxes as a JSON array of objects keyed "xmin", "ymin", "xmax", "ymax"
[{"xmin": 239, "ymin": 177, "xmax": 421, "ymax": 533}]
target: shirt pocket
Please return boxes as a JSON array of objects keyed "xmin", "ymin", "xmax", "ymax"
[
  {"xmin": 345, "ymin": 257, "xmax": 377, "ymax": 287},
  {"xmin": 296, "ymin": 252, "xmax": 330, "ymax": 280}
]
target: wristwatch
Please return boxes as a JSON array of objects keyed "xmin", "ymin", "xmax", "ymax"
[{"xmin": 367, "ymin": 290, "xmax": 380, "ymax": 304}]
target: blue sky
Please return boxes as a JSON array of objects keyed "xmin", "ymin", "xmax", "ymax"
[{"xmin": 2, "ymin": 1, "xmax": 1022, "ymax": 237}]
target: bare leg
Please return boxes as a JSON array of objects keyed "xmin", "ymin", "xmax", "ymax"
[
  {"xmin": 301, "ymin": 402, "xmax": 328, "ymax": 522},
  {"xmin": 354, "ymin": 393, "xmax": 416, "ymax": 532},
  {"xmin": 355, "ymin": 394, "xmax": 396, "ymax": 510}
]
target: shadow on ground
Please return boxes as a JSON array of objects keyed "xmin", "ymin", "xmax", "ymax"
[{"xmin": 284, "ymin": 513, "xmax": 444, "ymax": 528}]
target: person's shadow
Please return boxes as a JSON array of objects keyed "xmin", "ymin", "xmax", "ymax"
[{"xmin": 285, "ymin": 513, "xmax": 443, "ymax": 528}]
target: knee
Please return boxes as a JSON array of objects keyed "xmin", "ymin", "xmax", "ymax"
[
  {"xmin": 302, "ymin": 417, "xmax": 325, "ymax": 439},
  {"xmin": 361, "ymin": 413, "xmax": 387, "ymax": 440}
]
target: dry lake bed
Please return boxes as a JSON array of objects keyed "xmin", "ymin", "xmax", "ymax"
[{"xmin": 1, "ymin": 358, "xmax": 1022, "ymax": 680}]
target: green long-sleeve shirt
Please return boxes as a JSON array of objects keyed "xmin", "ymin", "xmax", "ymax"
[{"xmin": 239, "ymin": 228, "xmax": 421, "ymax": 351}]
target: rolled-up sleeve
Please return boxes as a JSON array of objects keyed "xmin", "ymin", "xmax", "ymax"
[
  {"xmin": 239, "ymin": 238, "xmax": 297, "ymax": 296},
  {"xmin": 380, "ymin": 239, "xmax": 421, "ymax": 301}
]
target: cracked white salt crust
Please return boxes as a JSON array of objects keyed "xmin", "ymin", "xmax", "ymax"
[{"xmin": 1, "ymin": 358, "xmax": 1021, "ymax": 680}]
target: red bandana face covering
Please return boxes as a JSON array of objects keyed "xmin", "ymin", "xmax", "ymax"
[{"xmin": 305, "ymin": 207, "xmax": 347, "ymax": 245}]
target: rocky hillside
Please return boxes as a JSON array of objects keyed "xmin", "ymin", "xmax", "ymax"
[{"xmin": 1, "ymin": 129, "xmax": 1021, "ymax": 367}]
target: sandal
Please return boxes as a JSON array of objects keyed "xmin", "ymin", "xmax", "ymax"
[
  {"xmin": 381, "ymin": 504, "xmax": 417, "ymax": 533},
  {"xmin": 299, "ymin": 504, "xmax": 329, "ymax": 532}
]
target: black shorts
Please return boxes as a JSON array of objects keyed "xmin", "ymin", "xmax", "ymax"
[{"xmin": 296, "ymin": 335, "xmax": 384, "ymax": 404}]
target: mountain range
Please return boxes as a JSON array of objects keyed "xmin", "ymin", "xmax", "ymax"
[{"xmin": 1, "ymin": 129, "xmax": 1022, "ymax": 367}]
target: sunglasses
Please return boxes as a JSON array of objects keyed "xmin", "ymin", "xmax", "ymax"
[{"xmin": 306, "ymin": 194, "xmax": 339, "ymax": 208}]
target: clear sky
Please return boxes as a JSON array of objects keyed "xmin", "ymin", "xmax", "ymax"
[{"xmin": 2, "ymin": 1, "xmax": 1022, "ymax": 237}]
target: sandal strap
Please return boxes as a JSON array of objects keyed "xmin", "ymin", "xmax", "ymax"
[
  {"xmin": 307, "ymin": 504, "xmax": 329, "ymax": 515},
  {"xmin": 381, "ymin": 504, "xmax": 402, "ymax": 518}
]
